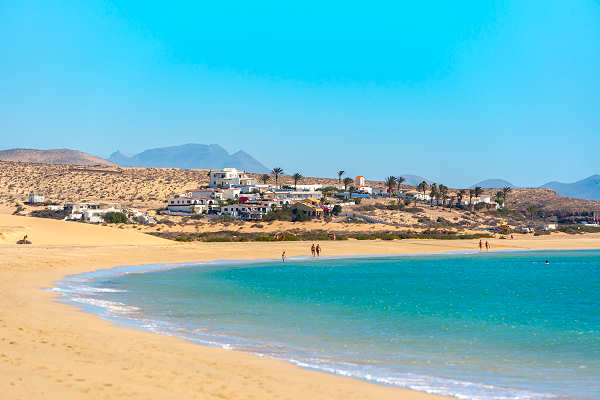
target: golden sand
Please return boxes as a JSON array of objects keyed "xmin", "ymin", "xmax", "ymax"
[{"xmin": 1, "ymin": 214, "xmax": 599, "ymax": 399}]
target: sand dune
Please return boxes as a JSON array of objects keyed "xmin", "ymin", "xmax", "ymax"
[{"xmin": 0, "ymin": 214, "xmax": 168, "ymax": 246}]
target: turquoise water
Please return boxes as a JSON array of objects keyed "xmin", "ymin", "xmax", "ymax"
[{"xmin": 55, "ymin": 250, "xmax": 600, "ymax": 399}]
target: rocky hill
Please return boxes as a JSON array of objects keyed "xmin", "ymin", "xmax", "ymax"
[
  {"xmin": 0, "ymin": 148, "xmax": 115, "ymax": 167},
  {"xmin": 540, "ymin": 175, "xmax": 600, "ymax": 201}
]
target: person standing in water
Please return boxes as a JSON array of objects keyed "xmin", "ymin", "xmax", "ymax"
[
  {"xmin": 316, "ymin": 244, "xmax": 321, "ymax": 257},
  {"xmin": 311, "ymin": 243, "xmax": 316, "ymax": 257},
  {"xmin": 282, "ymin": 250, "xmax": 286, "ymax": 263}
]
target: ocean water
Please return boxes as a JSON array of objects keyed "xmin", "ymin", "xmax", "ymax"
[{"xmin": 54, "ymin": 250, "xmax": 600, "ymax": 400}]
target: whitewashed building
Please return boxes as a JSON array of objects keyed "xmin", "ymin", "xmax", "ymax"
[
  {"xmin": 83, "ymin": 205, "xmax": 121, "ymax": 223},
  {"xmin": 166, "ymin": 196, "xmax": 209, "ymax": 214},
  {"xmin": 269, "ymin": 190, "xmax": 322, "ymax": 201},
  {"xmin": 220, "ymin": 204, "xmax": 271, "ymax": 220},
  {"xmin": 209, "ymin": 168, "xmax": 257, "ymax": 188}
]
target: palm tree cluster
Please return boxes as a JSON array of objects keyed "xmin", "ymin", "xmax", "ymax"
[{"xmin": 269, "ymin": 168, "xmax": 305, "ymax": 190}]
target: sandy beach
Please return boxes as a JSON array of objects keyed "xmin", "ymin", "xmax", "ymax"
[{"xmin": 2, "ymin": 214, "xmax": 599, "ymax": 399}]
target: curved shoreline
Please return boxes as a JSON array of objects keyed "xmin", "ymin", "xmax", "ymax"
[
  {"xmin": 52, "ymin": 249, "xmax": 594, "ymax": 400},
  {"xmin": 2, "ymin": 215, "xmax": 600, "ymax": 399}
]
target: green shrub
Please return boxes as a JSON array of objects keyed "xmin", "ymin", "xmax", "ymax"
[{"xmin": 103, "ymin": 211, "xmax": 128, "ymax": 224}]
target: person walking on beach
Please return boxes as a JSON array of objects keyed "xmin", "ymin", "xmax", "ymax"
[
  {"xmin": 311, "ymin": 243, "xmax": 316, "ymax": 257},
  {"xmin": 479, "ymin": 240, "xmax": 483, "ymax": 251},
  {"xmin": 282, "ymin": 250, "xmax": 286, "ymax": 263},
  {"xmin": 316, "ymin": 244, "xmax": 321, "ymax": 257},
  {"xmin": 485, "ymin": 241, "xmax": 490, "ymax": 251}
]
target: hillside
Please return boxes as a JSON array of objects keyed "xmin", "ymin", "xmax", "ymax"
[
  {"xmin": 540, "ymin": 175, "xmax": 600, "ymax": 201},
  {"xmin": 1, "ymin": 161, "xmax": 599, "ymax": 220},
  {"xmin": 109, "ymin": 144, "xmax": 270, "ymax": 173},
  {"xmin": 0, "ymin": 148, "xmax": 115, "ymax": 167}
]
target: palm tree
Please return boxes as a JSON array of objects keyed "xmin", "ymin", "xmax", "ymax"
[
  {"xmin": 396, "ymin": 176, "xmax": 405, "ymax": 193},
  {"xmin": 502, "ymin": 186, "xmax": 512, "ymax": 207},
  {"xmin": 271, "ymin": 167, "xmax": 283, "ymax": 188},
  {"xmin": 260, "ymin": 174, "xmax": 270, "ymax": 185},
  {"xmin": 526, "ymin": 205, "xmax": 538, "ymax": 222},
  {"xmin": 474, "ymin": 186, "xmax": 483, "ymax": 198},
  {"xmin": 343, "ymin": 177, "xmax": 354, "ymax": 192},
  {"xmin": 495, "ymin": 191, "xmax": 504, "ymax": 208},
  {"xmin": 429, "ymin": 183, "xmax": 438, "ymax": 206},
  {"xmin": 457, "ymin": 189, "xmax": 466, "ymax": 207},
  {"xmin": 293, "ymin": 173, "xmax": 303, "ymax": 190},
  {"xmin": 438, "ymin": 184, "xmax": 448, "ymax": 206},
  {"xmin": 468, "ymin": 189, "xmax": 475, "ymax": 207},
  {"xmin": 417, "ymin": 181, "xmax": 428, "ymax": 196},
  {"xmin": 385, "ymin": 176, "xmax": 397, "ymax": 195},
  {"xmin": 337, "ymin": 170, "xmax": 345, "ymax": 183},
  {"xmin": 449, "ymin": 195, "xmax": 457, "ymax": 208}
]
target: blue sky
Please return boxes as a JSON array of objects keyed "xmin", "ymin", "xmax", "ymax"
[{"xmin": 1, "ymin": 1, "xmax": 599, "ymax": 187}]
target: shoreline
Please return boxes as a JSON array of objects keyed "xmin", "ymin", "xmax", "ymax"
[
  {"xmin": 52, "ymin": 247, "xmax": 598, "ymax": 400},
  {"xmin": 2, "ymin": 214, "xmax": 600, "ymax": 399},
  {"xmin": 53, "ymin": 245, "xmax": 600, "ymax": 284}
]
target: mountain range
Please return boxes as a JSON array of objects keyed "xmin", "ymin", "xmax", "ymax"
[
  {"xmin": 2, "ymin": 146, "xmax": 599, "ymax": 201},
  {"xmin": 540, "ymin": 175, "xmax": 600, "ymax": 201},
  {"xmin": 0, "ymin": 148, "xmax": 116, "ymax": 167},
  {"xmin": 399, "ymin": 175, "xmax": 432, "ymax": 186},
  {"xmin": 468, "ymin": 176, "xmax": 600, "ymax": 201},
  {"xmin": 108, "ymin": 144, "xmax": 269, "ymax": 173}
]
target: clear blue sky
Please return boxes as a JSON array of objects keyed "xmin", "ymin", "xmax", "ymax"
[{"xmin": 2, "ymin": 1, "xmax": 599, "ymax": 187}]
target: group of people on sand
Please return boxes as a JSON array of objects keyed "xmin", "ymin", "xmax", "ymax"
[
  {"xmin": 281, "ymin": 243, "xmax": 322, "ymax": 263},
  {"xmin": 311, "ymin": 243, "xmax": 321, "ymax": 258},
  {"xmin": 479, "ymin": 239, "xmax": 490, "ymax": 251}
]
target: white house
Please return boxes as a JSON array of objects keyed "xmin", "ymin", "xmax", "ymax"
[
  {"xmin": 355, "ymin": 176, "xmax": 366, "ymax": 187},
  {"xmin": 28, "ymin": 192, "xmax": 45, "ymax": 204},
  {"xmin": 295, "ymin": 184, "xmax": 323, "ymax": 191},
  {"xmin": 167, "ymin": 195, "xmax": 209, "ymax": 214},
  {"xmin": 220, "ymin": 204, "xmax": 271, "ymax": 220},
  {"xmin": 65, "ymin": 203, "xmax": 121, "ymax": 221},
  {"xmin": 413, "ymin": 192, "xmax": 431, "ymax": 201},
  {"xmin": 220, "ymin": 188, "xmax": 242, "ymax": 201},
  {"xmin": 270, "ymin": 190, "xmax": 322, "ymax": 201},
  {"xmin": 209, "ymin": 168, "xmax": 257, "ymax": 188},
  {"xmin": 83, "ymin": 205, "xmax": 121, "ymax": 223},
  {"xmin": 186, "ymin": 189, "xmax": 221, "ymax": 200}
]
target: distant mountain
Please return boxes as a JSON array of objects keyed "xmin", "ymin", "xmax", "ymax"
[
  {"xmin": 399, "ymin": 174, "xmax": 432, "ymax": 186},
  {"xmin": 108, "ymin": 144, "xmax": 270, "ymax": 173},
  {"xmin": 540, "ymin": 175, "xmax": 600, "ymax": 201},
  {"xmin": 0, "ymin": 148, "xmax": 115, "ymax": 166},
  {"xmin": 470, "ymin": 179, "xmax": 517, "ymax": 189}
]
